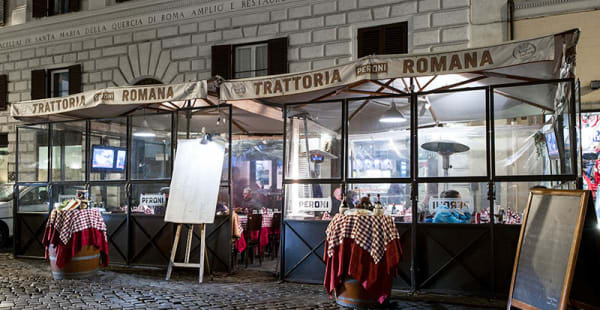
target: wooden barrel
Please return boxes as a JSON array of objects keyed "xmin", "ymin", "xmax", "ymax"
[
  {"xmin": 49, "ymin": 245, "xmax": 100, "ymax": 280},
  {"xmin": 335, "ymin": 278, "xmax": 385, "ymax": 309}
]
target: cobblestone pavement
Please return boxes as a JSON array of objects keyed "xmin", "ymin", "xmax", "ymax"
[{"xmin": 0, "ymin": 253, "xmax": 501, "ymax": 309}]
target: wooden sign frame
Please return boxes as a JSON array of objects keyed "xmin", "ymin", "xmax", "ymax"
[{"xmin": 508, "ymin": 189, "xmax": 589, "ymax": 310}]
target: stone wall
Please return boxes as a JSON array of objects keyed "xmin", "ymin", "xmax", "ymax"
[{"xmin": 0, "ymin": 0, "xmax": 490, "ymax": 182}]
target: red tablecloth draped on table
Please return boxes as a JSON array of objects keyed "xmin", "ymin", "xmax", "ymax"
[
  {"xmin": 324, "ymin": 214, "xmax": 402, "ymax": 304},
  {"xmin": 42, "ymin": 208, "xmax": 109, "ymax": 268}
]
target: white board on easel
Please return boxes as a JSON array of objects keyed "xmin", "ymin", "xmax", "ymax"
[
  {"xmin": 164, "ymin": 138, "xmax": 225, "ymax": 224},
  {"xmin": 164, "ymin": 138, "xmax": 225, "ymax": 283}
]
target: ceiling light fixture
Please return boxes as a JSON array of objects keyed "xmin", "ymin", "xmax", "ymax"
[
  {"xmin": 379, "ymin": 102, "xmax": 407, "ymax": 123},
  {"xmin": 133, "ymin": 119, "xmax": 156, "ymax": 138}
]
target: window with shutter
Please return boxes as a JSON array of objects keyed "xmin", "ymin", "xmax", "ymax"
[
  {"xmin": 357, "ymin": 22, "xmax": 408, "ymax": 58},
  {"xmin": 212, "ymin": 38, "xmax": 288, "ymax": 79},
  {"xmin": 34, "ymin": 0, "xmax": 80, "ymax": 17},
  {"xmin": 0, "ymin": 75, "xmax": 7, "ymax": 111}
]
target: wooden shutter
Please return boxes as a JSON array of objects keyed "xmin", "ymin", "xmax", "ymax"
[
  {"xmin": 32, "ymin": 0, "xmax": 48, "ymax": 18},
  {"xmin": 0, "ymin": 75, "xmax": 7, "ymax": 111},
  {"xmin": 211, "ymin": 44, "xmax": 232, "ymax": 80},
  {"xmin": 357, "ymin": 28, "xmax": 382, "ymax": 58},
  {"xmin": 0, "ymin": 0, "xmax": 5, "ymax": 26},
  {"xmin": 68, "ymin": 64, "xmax": 82, "ymax": 95},
  {"xmin": 358, "ymin": 22, "xmax": 408, "ymax": 57},
  {"xmin": 31, "ymin": 69, "xmax": 47, "ymax": 100},
  {"xmin": 69, "ymin": 0, "xmax": 81, "ymax": 12},
  {"xmin": 268, "ymin": 37, "xmax": 288, "ymax": 75},
  {"xmin": 383, "ymin": 22, "xmax": 408, "ymax": 55}
]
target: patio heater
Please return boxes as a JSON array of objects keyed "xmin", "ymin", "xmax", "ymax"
[{"xmin": 421, "ymin": 141, "xmax": 470, "ymax": 190}]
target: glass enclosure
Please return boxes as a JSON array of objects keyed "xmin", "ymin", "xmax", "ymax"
[
  {"xmin": 15, "ymin": 106, "xmax": 235, "ymax": 266},
  {"xmin": 283, "ymin": 80, "xmax": 578, "ymax": 225}
]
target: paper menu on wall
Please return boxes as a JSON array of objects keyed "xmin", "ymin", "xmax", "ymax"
[{"xmin": 164, "ymin": 138, "xmax": 225, "ymax": 224}]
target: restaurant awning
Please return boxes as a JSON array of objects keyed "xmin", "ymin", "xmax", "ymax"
[
  {"xmin": 220, "ymin": 30, "xmax": 579, "ymax": 112},
  {"xmin": 11, "ymin": 81, "xmax": 209, "ymax": 121},
  {"xmin": 10, "ymin": 79, "xmax": 284, "ymax": 135}
]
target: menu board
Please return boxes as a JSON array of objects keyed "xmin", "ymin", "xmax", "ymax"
[
  {"xmin": 164, "ymin": 139, "xmax": 225, "ymax": 224},
  {"xmin": 509, "ymin": 190, "xmax": 589, "ymax": 310}
]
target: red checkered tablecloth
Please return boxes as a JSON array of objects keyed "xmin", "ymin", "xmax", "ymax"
[
  {"xmin": 325, "ymin": 214, "xmax": 400, "ymax": 264},
  {"xmin": 47, "ymin": 208, "xmax": 107, "ymax": 245},
  {"xmin": 43, "ymin": 208, "xmax": 109, "ymax": 268},
  {"xmin": 324, "ymin": 213, "xmax": 403, "ymax": 304}
]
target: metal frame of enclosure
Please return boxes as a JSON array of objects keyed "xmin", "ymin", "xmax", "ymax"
[
  {"xmin": 279, "ymin": 78, "xmax": 579, "ymax": 297},
  {"xmin": 13, "ymin": 104, "xmax": 234, "ymax": 271}
]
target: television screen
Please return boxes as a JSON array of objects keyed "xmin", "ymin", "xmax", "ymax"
[
  {"xmin": 92, "ymin": 147, "xmax": 115, "ymax": 170},
  {"xmin": 545, "ymin": 131, "xmax": 559, "ymax": 159},
  {"xmin": 91, "ymin": 145, "xmax": 127, "ymax": 172},
  {"xmin": 116, "ymin": 149, "xmax": 126, "ymax": 170}
]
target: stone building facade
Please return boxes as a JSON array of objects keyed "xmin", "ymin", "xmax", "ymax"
[{"xmin": 0, "ymin": 0, "xmax": 510, "ymax": 182}]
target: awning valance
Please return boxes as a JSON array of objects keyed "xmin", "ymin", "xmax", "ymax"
[
  {"xmin": 220, "ymin": 30, "xmax": 579, "ymax": 101},
  {"xmin": 11, "ymin": 81, "xmax": 208, "ymax": 119}
]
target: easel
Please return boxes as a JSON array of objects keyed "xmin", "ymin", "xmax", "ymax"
[{"xmin": 165, "ymin": 223, "xmax": 211, "ymax": 283}]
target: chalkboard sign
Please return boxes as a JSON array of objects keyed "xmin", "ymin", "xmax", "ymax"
[{"xmin": 508, "ymin": 189, "xmax": 589, "ymax": 310}]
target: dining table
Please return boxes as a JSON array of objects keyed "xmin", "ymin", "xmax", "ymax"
[
  {"xmin": 42, "ymin": 208, "xmax": 110, "ymax": 268},
  {"xmin": 324, "ymin": 213, "xmax": 403, "ymax": 306}
]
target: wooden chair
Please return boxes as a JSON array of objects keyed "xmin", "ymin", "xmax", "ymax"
[
  {"xmin": 243, "ymin": 214, "xmax": 262, "ymax": 267},
  {"xmin": 270, "ymin": 213, "xmax": 281, "ymax": 260}
]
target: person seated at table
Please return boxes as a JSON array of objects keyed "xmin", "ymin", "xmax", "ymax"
[
  {"xmin": 432, "ymin": 190, "xmax": 472, "ymax": 224},
  {"xmin": 240, "ymin": 187, "xmax": 262, "ymax": 213}
]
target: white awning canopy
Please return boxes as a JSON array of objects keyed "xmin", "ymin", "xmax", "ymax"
[
  {"xmin": 11, "ymin": 81, "xmax": 208, "ymax": 120},
  {"xmin": 220, "ymin": 30, "xmax": 579, "ymax": 106}
]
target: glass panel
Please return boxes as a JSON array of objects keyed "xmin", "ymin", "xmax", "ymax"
[
  {"xmin": 17, "ymin": 185, "xmax": 49, "ymax": 213},
  {"xmin": 90, "ymin": 118, "xmax": 128, "ymax": 181},
  {"xmin": 255, "ymin": 44, "xmax": 268, "ymax": 73},
  {"xmin": 231, "ymin": 139, "xmax": 283, "ymax": 213},
  {"xmin": 494, "ymin": 82, "xmax": 573, "ymax": 176},
  {"xmin": 285, "ymin": 102, "xmax": 343, "ymax": 180},
  {"xmin": 581, "ymin": 112, "xmax": 600, "ymax": 195},
  {"xmin": 131, "ymin": 114, "xmax": 172, "ymax": 180},
  {"xmin": 51, "ymin": 184, "xmax": 86, "ymax": 209},
  {"xmin": 51, "ymin": 70, "xmax": 69, "ymax": 97},
  {"xmin": 417, "ymin": 182, "xmax": 488, "ymax": 224},
  {"xmin": 235, "ymin": 46, "xmax": 252, "ymax": 79},
  {"xmin": 185, "ymin": 108, "xmax": 230, "ymax": 182},
  {"xmin": 347, "ymin": 183, "xmax": 411, "ymax": 222},
  {"xmin": 51, "ymin": 121, "xmax": 86, "ymax": 182},
  {"xmin": 216, "ymin": 186, "xmax": 230, "ymax": 216},
  {"xmin": 348, "ymin": 97, "xmax": 410, "ymax": 179},
  {"xmin": 17, "ymin": 125, "xmax": 49, "ymax": 183},
  {"xmin": 418, "ymin": 89, "xmax": 487, "ymax": 177},
  {"xmin": 494, "ymin": 182, "xmax": 552, "ymax": 225},
  {"xmin": 90, "ymin": 185, "xmax": 127, "ymax": 214},
  {"xmin": 284, "ymin": 183, "xmax": 341, "ymax": 220},
  {"xmin": 131, "ymin": 183, "xmax": 169, "ymax": 216}
]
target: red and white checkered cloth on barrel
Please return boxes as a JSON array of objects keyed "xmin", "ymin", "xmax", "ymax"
[
  {"xmin": 326, "ymin": 214, "xmax": 400, "ymax": 264},
  {"xmin": 48, "ymin": 209, "xmax": 107, "ymax": 245}
]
